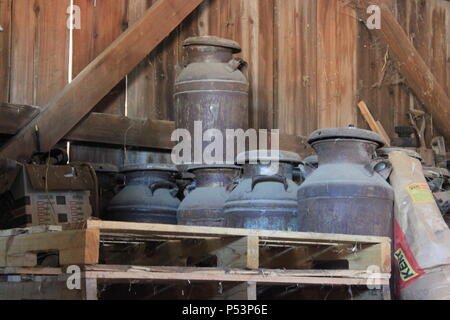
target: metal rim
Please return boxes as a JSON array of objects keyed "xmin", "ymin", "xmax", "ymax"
[
  {"xmin": 183, "ymin": 36, "xmax": 241, "ymax": 53},
  {"xmin": 237, "ymin": 150, "xmax": 302, "ymax": 164},
  {"xmin": 120, "ymin": 164, "xmax": 178, "ymax": 173},
  {"xmin": 308, "ymin": 127, "xmax": 386, "ymax": 146}
]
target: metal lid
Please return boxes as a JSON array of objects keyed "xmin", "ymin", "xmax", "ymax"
[
  {"xmin": 377, "ymin": 148, "xmax": 422, "ymax": 161},
  {"xmin": 183, "ymin": 36, "xmax": 241, "ymax": 53},
  {"xmin": 237, "ymin": 150, "xmax": 302, "ymax": 164},
  {"xmin": 308, "ymin": 127, "xmax": 386, "ymax": 146},
  {"xmin": 90, "ymin": 163, "xmax": 119, "ymax": 173},
  {"xmin": 120, "ymin": 164, "xmax": 178, "ymax": 173},
  {"xmin": 186, "ymin": 164, "xmax": 242, "ymax": 172}
]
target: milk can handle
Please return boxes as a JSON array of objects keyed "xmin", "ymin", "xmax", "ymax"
[
  {"xmin": 228, "ymin": 58, "xmax": 248, "ymax": 73},
  {"xmin": 149, "ymin": 181, "xmax": 179, "ymax": 197},
  {"xmin": 183, "ymin": 183, "xmax": 197, "ymax": 197},
  {"xmin": 370, "ymin": 159, "xmax": 393, "ymax": 180},
  {"xmin": 251, "ymin": 175, "xmax": 288, "ymax": 191}
]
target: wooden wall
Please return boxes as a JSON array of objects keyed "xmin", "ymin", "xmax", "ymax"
[
  {"xmin": 0, "ymin": 0, "xmax": 449, "ymax": 164},
  {"xmin": 357, "ymin": 0, "xmax": 450, "ymax": 145}
]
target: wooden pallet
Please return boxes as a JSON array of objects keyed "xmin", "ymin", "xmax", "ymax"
[{"xmin": 0, "ymin": 220, "xmax": 392, "ymax": 300}]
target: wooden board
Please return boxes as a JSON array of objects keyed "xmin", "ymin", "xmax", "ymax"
[
  {"xmin": 275, "ymin": 0, "xmax": 317, "ymax": 136},
  {"xmin": 73, "ymin": 0, "xmax": 128, "ymax": 115},
  {"xmin": 0, "ymin": 0, "xmax": 11, "ymax": 102},
  {"xmin": 317, "ymin": 0, "xmax": 358, "ymax": 129},
  {"xmin": 9, "ymin": 0, "xmax": 70, "ymax": 106},
  {"xmin": 0, "ymin": 222, "xmax": 391, "ymax": 300}
]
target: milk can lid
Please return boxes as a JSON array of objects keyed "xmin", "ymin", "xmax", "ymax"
[
  {"xmin": 308, "ymin": 127, "xmax": 386, "ymax": 146},
  {"xmin": 237, "ymin": 150, "xmax": 302, "ymax": 164},
  {"xmin": 183, "ymin": 36, "xmax": 241, "ymax": 53},
  {"xmin": 185, "ymin": 164, "xmax": 242, "ymax": 172},
  {"xmin": 120, "ymin": 164, "xmax": 178, "ymax": 173}
]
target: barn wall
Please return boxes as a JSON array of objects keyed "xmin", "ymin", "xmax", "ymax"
[{"xmin": 0, "ymin": 0, "xmax": 449, "ymax": 164}]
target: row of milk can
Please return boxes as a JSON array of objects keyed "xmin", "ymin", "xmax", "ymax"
[
  {"xmin": 93, "ymin": 35, "xmax": 395, "ymax": 239},
  {"xmin": 95, "ymin": 125, "xmax": 394, "ymax": 239}
]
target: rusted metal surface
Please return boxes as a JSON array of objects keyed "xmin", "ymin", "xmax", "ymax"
[
  {"xmin": 177, "ymin": 165, "xmax": 241, "ymax": 227},
  {"xmin": 224, "ymin": 150, "xmax": 301, "ymax": 231},
  {"xmin": 174, "ymin": 36, "xmax": 249, "ymax": 162},
  {"xmin": 106, "ymin": 164, "xmax": 180, "ymax": 224},
  {"xmin": 297, "ymin": 128, "xmax": 394, "ymax": 237}
]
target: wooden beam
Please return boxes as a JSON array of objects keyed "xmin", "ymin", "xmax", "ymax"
[
  {"xmin": 349, "ymin": 0, "xmax": 450, "ymax": 142},
  {"xmin": 0, "ymin": 103, "xmax": 175, "ymax": 150},
  {"xmin": 67, "ymin": 113, "xmax": 175, "ymax": 150},
  {"xmin": 0, "ymin": 103, "xmax": 41, "ymax": 135},
  {"xmin": 0, "ymin": 0, "xmax": 204, "ymax": 161},
  {"xmin": 0, "ymin": 103, "xmax": 312, "ymax": 153}
]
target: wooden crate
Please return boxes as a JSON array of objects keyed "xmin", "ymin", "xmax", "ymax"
[{"xmin": 0, "ymin": 220, "xmax": 391, "ymax": 300}]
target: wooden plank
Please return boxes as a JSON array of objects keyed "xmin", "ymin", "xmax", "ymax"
[
  {"xmin": 357, "ymin": 101, "xmax": 391, "ymax": 145},
  {"xmin": 9, "ymin": 0, "xmax": 70, "ymax": 106},
  {"xmin": 351, "ymin": 0, "xmax": 450, "ymax": 143},
  {"xmin": 33, "ymin": 0, "xmax": 70, "ymax": 106},
  {"xmin": 215, "ymin": 236, "xmax": 259, "ymax": 269},
  {"xmin": 0, "ymin": 102, "xmax": 41, "ymax": 135},
  {"xmin": 240, "ymin": 0, "xmax": 275, "ymax": 130},
  {"xmin": 0, "ymin": 0, "xmax": 205, "ymax": 161},
  {"xmin": 376, "ymin": 120, "xmax": 391, "ymax": 147},
  {"xmin": 126, "ymin": 0, "xmax": 159, "ymax": 119},
  {"xmin": 0, "ymin": 229, "xmax": 100, "ymax": 267},
  {"xmin": 0, "ymin": 0, "xmax": 11, "ymax": 102},
  {"xmin": 69, "ymin": 220, "xmax": 390, "ymax": 245},
  {"xmin": 275, "ymin": 0, "xmax": 317, "ymax": 136},
  {"xmin": 9, "ymin": 0, "xmax": 37, "ymax": 105},
  {"xmin": 317, "ymin": 0, "xmax": 358, "ymax": 129},
  {"xmin": 84, "ymin": 270, "xmax": 389, "ymax": 286},
  {"xmin": 83, "ymin": 265, "xmax": 391, "ymax": 280},
  {"xmin": 73, "ymin": 0, "xmax": 128, "ymax": 115}
]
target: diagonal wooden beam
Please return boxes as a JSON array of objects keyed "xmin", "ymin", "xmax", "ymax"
[
  {"xmin": 348, "ymin": 0, "xmax": 450, "ymax": 142},
  {"xmin": 0, "ymin": 0, "xmax": 204, "ymax": 161}
]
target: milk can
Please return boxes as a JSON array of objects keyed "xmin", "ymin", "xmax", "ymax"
[
  {"xmin": 107, "ymin": 164, "xmax": 180, "ymax": 224},
  {"xmin": 297, "ymin": 127, "xmax": 394, "ymax": 237},
  {"xmin": 224, "ymin": 150, "xmax": 302, "ymax": 231},
  {"xmin": 174, "ymin": 36, "xmax": 249, "ymax": 162},
  {"xmin": 91, "ymin": 163, "xmax": 119, "ymax": 219},
  {"xmin": 177, "ymin": 165, "xmax": 241, "ymax": 227}
]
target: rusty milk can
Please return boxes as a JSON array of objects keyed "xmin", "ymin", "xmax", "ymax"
[
  {"xmin": 177, "ymin": 165, "xmax": 241, "ymax": 227},
  {"xmin": 107, "ymin": 164, "xmax": 180, "ymax": 224},
  {"xmin": 174, "ymin": 36, "xmax": 249, "ymax": 162},
  {"xmin": 224, "ymin": 150, "xmax": 302, "ymax": 231},
  {"xmin": 297, "ymin": 127, "xmax": 394, "ymax": 237}
]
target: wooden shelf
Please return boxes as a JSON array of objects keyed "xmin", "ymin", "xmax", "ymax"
[{"xmin": 0, "ymin": 220, "xmax": 391, "ymax": 300}]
